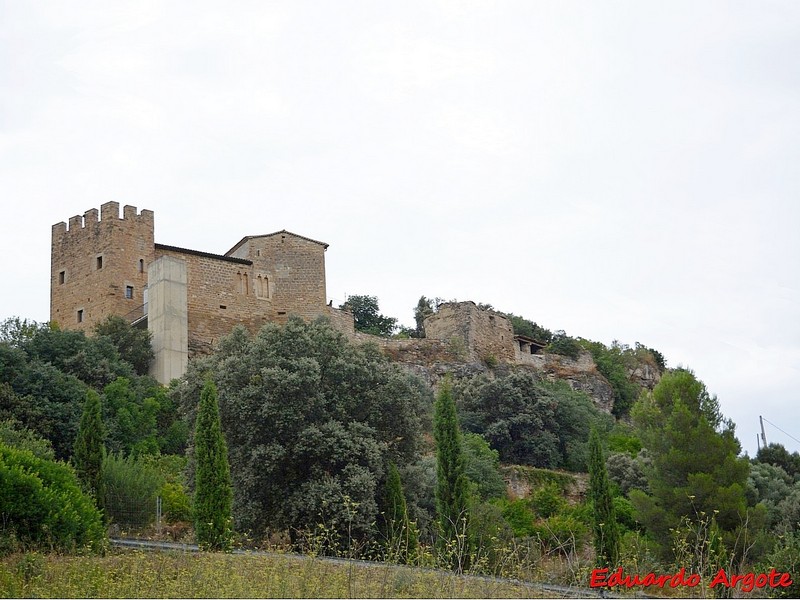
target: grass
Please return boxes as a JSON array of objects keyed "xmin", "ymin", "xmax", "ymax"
[{"xmin": 0, "ymin": 549, "xmax": 554, "ymax": 598}]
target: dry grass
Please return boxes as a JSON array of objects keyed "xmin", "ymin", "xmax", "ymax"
[{"xmin": 0, "ymin": 549, "xmax": 553, "ymax": 598}]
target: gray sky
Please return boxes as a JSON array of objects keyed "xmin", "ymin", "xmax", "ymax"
[{"xmin": 2, "ymin": 1, "xmax": 798, "ymax": 456}]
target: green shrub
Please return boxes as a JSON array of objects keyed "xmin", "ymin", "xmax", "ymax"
[
  {"xmin": 498, "ymin": 498, "xmax": 536, "ymax": 537},
  {"xmin": 545, "ymin": 331, "xmax": 582, "ymax": 360},
  {"xmin": 0, "ymin": 444, "xmax": 105, "ymax": 553},
  {"xmin": 530, "ymin": 484, "xmax": 565, "ymax": 518},
  {"xmin": 101, "ymin": 452, "xmax": 164, "ymax": 528},
  {"xmin": 531, "ymin": 514, "xmax": 588, "ymax": 554},
  {"xmin": 160, "ymin": 481, "xmax": 192, "ymax": 523},
  {"xmin": 0, "ymin": 419, "xmax": 55, "ymax": 460},
  {"xmin": 462, "ymin": 433, "xmax": 506, "ymax": 500}
]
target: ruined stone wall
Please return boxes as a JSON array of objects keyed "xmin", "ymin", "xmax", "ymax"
[
  {"xmin": 325, "ymin": 305, "xmax": 356, "ymax": 337},
  {"xmin": 424, "ymin": 302, "xmax": 516, "ymax": 364},
  {"xmin": 51, "ymin": 202, "xmax": 154, "ymax": 331}
]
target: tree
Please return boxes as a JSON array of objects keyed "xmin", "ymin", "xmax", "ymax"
[
  {"xmin": 434, "ymin": 377, "xmax": 472, "ymax": 570},
  {"xmin": 95, "ymin": 315, "xmax": 154, "ymax": 376},
  {"xmin": 504, "ymin": 313, "xmax": 552, "ymax": 344},
  {"xmin": 413, "ymin": 296, "xmax": 436, "ymax": 337},
  {"xmin": 756, "ymin": 443, "xmax": 800, "ymax": 479},
  {"xmin": 462, "ymin": 432, "xmax": 506, "ymax": 500},
  {"xmin": 588, "ymin": 427, "xmax": 620, "ymax": 568},
  {"xmin": 630, "ymin": 369, "xmax": 750, "ymax": 555},
  {"xmin": 339, "ymin": 295, "xmax": 397, "ymax": 336},
  {"xmin": 0, "ymin": 418, "xmax": 55, "ymax": 460},
  {"xmin": 194, "ymin": 379, "xmax": 232, "ymax": 550},
  {"xmin": 456, "ymin": 371, "xmax": 612, "ymax": 470},
  {"xmin": 384, "ymin": 462, "xmax": 418, "ymax": 563},
  {"xmin": 175, "ymin": 318, "xmax": 428, "ymax": 546},
  {"xmin": 73, "ymin": 389, "xmax": 106, "ymax": 503}
]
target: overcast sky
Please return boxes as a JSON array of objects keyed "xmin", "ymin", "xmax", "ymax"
[{"xmin": 1, "ymin": 1, "xmax": 798, "ymax": 456}]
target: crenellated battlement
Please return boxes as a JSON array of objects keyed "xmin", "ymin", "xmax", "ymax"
[
  {"xmin": 50, "ymin": 203, "xmax": 156, "ymax": 333},
  {"xmin": 52, "ymin": 202, "xmax": 154, "ymax": 240}
]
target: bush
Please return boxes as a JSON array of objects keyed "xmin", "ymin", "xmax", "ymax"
[
  {"xmin": 545, "ymin": 331, "xmax": 582, "ymax": 360},
  {"xmin": 160, "ymin": 481, "xmax": 192, "ymax": 523},
  {"xmin": 101, "ymin": 453, "xmax": 164, "ymax": 528},
  {"xmin": 0, "ymin": 418, "xmax": 55, "ymax": 460},
  {"xmin": 462, "ymin": 433, "xmax": 506, "ymax": 500},
  {"xmin": 0, "ymin": 444, "xmax": 105, "ymax": 553},
  {"xmin": 498, "ymin": 498, "xmax": 536, "ymax": 537},
  {"xmin": 531, "ymin": 514, "xmax": 588, "ymax": 555},
  {"xmin": 530, "ymin": 484, "xmax": 565, "ymax": 519}
]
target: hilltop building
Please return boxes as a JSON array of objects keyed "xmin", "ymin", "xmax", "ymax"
[
  {"xmin": 51, "ymin": 202, "xmax": 353, "ymax": 382},
  {"xmin": 50, "ymin": 203, "xmax": 561, "ymax": 388}
]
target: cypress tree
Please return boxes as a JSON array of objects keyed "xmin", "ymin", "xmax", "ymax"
[
  {"xmin": 73, "ymin": 388, "xmax": 105, "ymax": 505},
  {"xmin": 385, "ymin": 462, "xmax": 418, "ymax": 564},
  {"xmin": 588, "ymin": 426, "xmax": 620, "ymax": 568},
  {"xmin": 434, "ymin": 377, "xmax": 472, "ymax": 570},
  {"xmin": 194, "ymin": 379, "xmax": 232, "ymax": 550}
]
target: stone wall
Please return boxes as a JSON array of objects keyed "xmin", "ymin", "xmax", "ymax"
[
  {"xmin": 424, "ymin": 301, "xmax": 516, "ymax": 364},
  {"xmin": 152, "ymin": 246, "xmax": 268, "ymax": 355},
  {"xmin": 51, "ymin": 202, "xmax": 153, "ymax": 331},
  {"xmin": 227, "ymin": 231, "xmax": 328, "ymax": 324}
]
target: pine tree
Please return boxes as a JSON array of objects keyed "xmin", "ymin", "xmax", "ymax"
[
  {"xmin": 73, "ymin": 389, "xmax": 105, "ymax": 505},
  {"xmin": 434, "ymin": 377, "xmax": 472, "ymax": 570},
  {"xmin": 384, "ymin": 462, "xmax": 418, "ymax": 564},
  {"xmin": 588, "ymin": 427, "xmax": 620, "ymax": 568},
  {"xmin": 194, "ymin": 379, "xmax": 232, "ymax": 550}
]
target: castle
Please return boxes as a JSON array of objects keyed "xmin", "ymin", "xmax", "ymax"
[{"xmin": 51, "ymin": 203, "xmax": 568, "ymax": 387}]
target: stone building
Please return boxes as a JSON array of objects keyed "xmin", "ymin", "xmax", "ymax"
[
  {"xmin": 50, "ymin": 203, "xmax": 641, "ymax": 414},
  {"xmin": 51, "ymin": 202, "xmax": 352, "ymax": 383}
]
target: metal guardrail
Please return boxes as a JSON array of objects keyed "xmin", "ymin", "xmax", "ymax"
[{"xmin": 109, "ymin": 538, "xmax": 654, "ymax": 598}]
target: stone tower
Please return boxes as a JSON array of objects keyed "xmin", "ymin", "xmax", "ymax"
[{"xmin": 50, "ymin": 202, "xmax": 154, "ymax": 331}]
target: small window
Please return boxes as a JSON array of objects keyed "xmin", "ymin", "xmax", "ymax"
[
  {"xmin": 219, "ymin": 305, "xmax": 227, "ymax": 310},
  {"xmin": 96, "ymin": 256, "xmax": 103, "ymax": 270},
  {"xmin": 277, "ymin": 311, "xmax": 286, "ymax": 316},
  {"xmin": 77, "ymin": 309, "xmax": 83, "ymax": 323},
  {"xmin": 125, "ymin": 285, "xmax": 134, "ymax": 299},
  {"xmin": 58, "ymin": 270, "xmax": 65, "ymax": 285},
  {"xmin": 138, "ymin": 259, "xmax": 144, "ymax": 273}
]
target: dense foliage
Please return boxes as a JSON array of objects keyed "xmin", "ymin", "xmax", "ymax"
[
  {"xmin": 175, "ymin": 317, "xmax": 429, "ymax": 543},
  {"xmin": 193, "ymin": 380, "xmax": 233, "ymax": 550},
  {"xmin": 101, "ymin": 452, "xmax": 165, "ymax": 528},
  {"xmin": 0, "ymin": 444, "xmax": 105, "ymax": 552},
  {"xmin": 630, "ymin": 369, "xmax": 750, "ymax": 555},
  {"xmin": 580, "ymin": 340, "xmax": 643, "ymax": 417},
  {"xmin": 455, "ymin": 371, "xmax": 612, "ymax": 471},
  {"xmin": 0, "ymin": 317, "xmax": 183, "ymax": 460},
  {"xmin": 339, "ymin": 295, "xmax": 398, "ymax": 337},
  {"xmin": 94, "ymin": 316, "xmax": 154, "ymax": 376},
  {"xmin": 504, "ymin": 313, "xmax": 552, "ymax": 344}
]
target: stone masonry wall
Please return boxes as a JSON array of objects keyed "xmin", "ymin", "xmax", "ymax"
[
  {"xmin": 51, "ymin": 202, "xmax": 154, "ymax": 331},
  {"xmin": 424, "ymin": 302, "xmax": 516, "ymax": 364},
  {"xmin": 230, "ymin": 233, "xmax": 328, "ymax": 324},
  {"xmin": 153, "ymin": 247, "xmax": 269, "ymax": 355}
]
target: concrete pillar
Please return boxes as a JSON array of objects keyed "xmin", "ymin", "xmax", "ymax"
[{"xmin": 148, "ymin": 255, "xmax": 188, "ymax": 383}]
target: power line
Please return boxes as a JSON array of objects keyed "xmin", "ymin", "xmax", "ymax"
[{"xmin": 761, "ymin": 417, "xmax": 800, "ymax": 448}]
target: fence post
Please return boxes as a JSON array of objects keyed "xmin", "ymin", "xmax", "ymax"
[{"xmin": 156, "ymin": 496, "xmax": 162, "ymax": 534}]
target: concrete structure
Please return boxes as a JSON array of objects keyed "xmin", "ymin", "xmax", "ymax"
[{"xmin": 51, "ymin": 202, "xmax": 351, "ymax": 382}]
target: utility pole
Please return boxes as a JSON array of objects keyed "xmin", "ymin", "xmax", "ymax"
[{"xmin": 760, "ymin": 415, "xmax": 768, "ymax": 449}]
